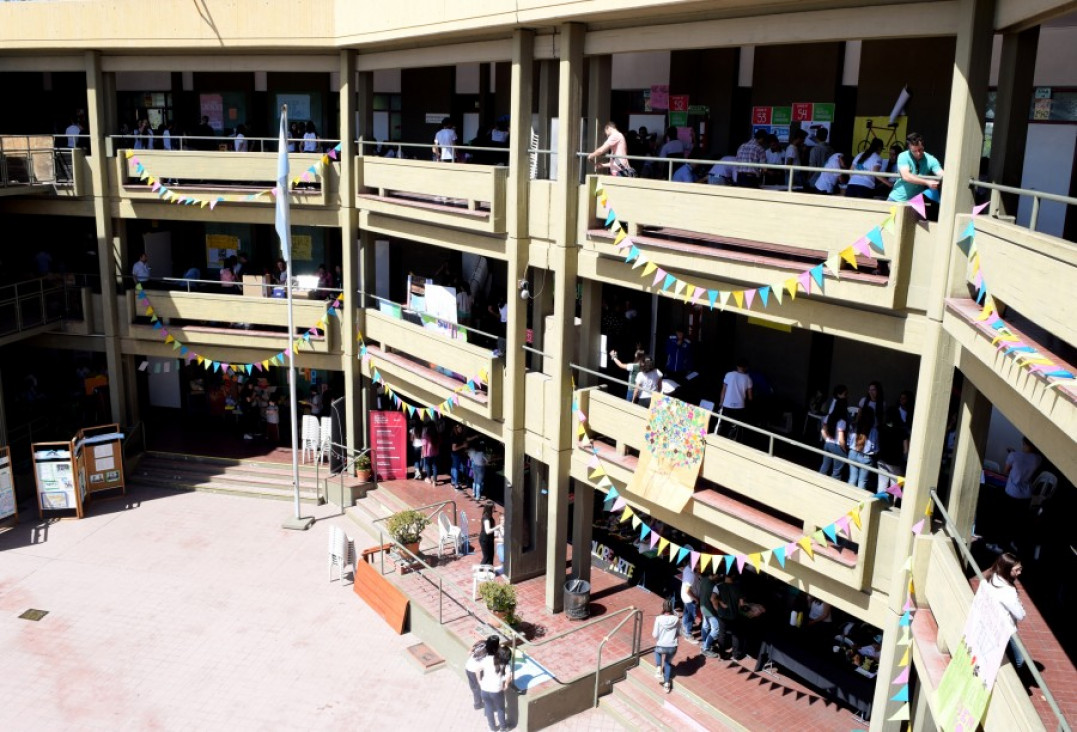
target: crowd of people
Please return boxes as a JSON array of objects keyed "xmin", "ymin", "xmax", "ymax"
[
  {"xmin": 589, "ymin": 121, "xmax": 945, "ymax": 210},
  {"xmin": 112, "ymin": 115, "xmax": 328, "ymax": 153},
  {"xmin": 817, "ymin": 382, "xmax": 914, "ymax": 490}
]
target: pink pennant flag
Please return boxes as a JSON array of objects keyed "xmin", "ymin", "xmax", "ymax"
[
  {"xmin": 649, "ymin": 532, "xmax": 661, "ymax": 550},
  {"xmin": 972, "ymin": 201, "xmax": 989, "ymax": 216},
  {"xmin": 689, "ymin": 550, "xmax": 700, "ymax": 570},
  {"xmin": 744, "ymin": 289, "xmax": 756, "ymax": 309},
  {"xmin": 785, "ymin": 541, "xmax": 799, "ymax": 558},
  {"xmin": 735, "ymin": 555, "xmax": 747, "ymax": 573},
  {"xmin": 909, "ymin": 193, "xmax": 927, "ymax": 220},
  {"xmin": 690, "ymin": 286, "xmax": 705, "ymax": 306},
  {"xmin": 911, "ymin": 518, "xmax": 925, "ymax": 535},
  {"xmin": 588, "ymin": 453, "xmax": 599, "ymax": 469},
  {"xmin": 887, "ymin": 482, "xmax": 904, "ymax": 499},
  {"xmin": 892, "ymin": 666, "xmax": 910, "ymax": 685},
  {"xmin": 834, "ymin": 515, "xmax": 851, "ymax": 535},
  {"xmin": 328, "ymin": 148, "xmax": 338, "ymax": 160},
  {"xmin": 611, "ymin": 497, "xmax": 626, "ymax": 511},
  {"xmin": 652, "ymin": 268, "xmax": 666, "ymax": 287},
  {"xmin": 853, "ymin": 237, "xmax": 871, "ymax": 256},
  {"xmin": 903, "ymin": 595, "xmax": 914, "ymax": 612},
  {"xmin": 797, "ymin": 271, "xmax": 811, "ymax": 294}
]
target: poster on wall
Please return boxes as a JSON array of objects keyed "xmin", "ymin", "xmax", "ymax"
[
  {"xmin": 625, "ymin": 396, "xmax": 709, "ymax": 513},
  {"xmin": 199, "ymin": 94, "xmax": 225, "ymax": 131},
  {"xmin": 79, "ymin": 425, "xmax": 126, "ymax": 497},
  {"xmin": 290, "ymin": 234, "xmax": 313, "ymax": 262},
  {"xmin": 936, "ymin": 583, "xmax": 1016, "ymax": 731},
  {"xmin": 851, "ymin": 116, "xmax": 909, "ymax": 154},
  {"xmin": 206, "ymin": 234, "xmax": 240, "ymax": 268},
  {"xmin": 0, "ymin": 447, "xmax": 16, "ymax": 522},
  {"xmin": 33, "ymin": 445, "xmax": 79, "ymax": 516},
  {"xmin": 369, "ymin": 411, "xmax": 407, "ymax": 481},
  {"xmin": 648, "ymin": 85, "xmax": 669, "ymax": 111},
  {"xmin": 422, "ymin": 284, "xmax": 466, "ymax": 342}
]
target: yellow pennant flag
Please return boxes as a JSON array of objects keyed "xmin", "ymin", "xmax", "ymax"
[
  {"xmin": 699, "ymin": 553, "xmax": 711, "ymax": 574},
  {"xmin": 124, "ymin": 150, "xmax": 135, "ymax": 159},
  {"xmin": 642, "ymin": 261, "xmax": 657, "ymax": 276},
  {"xmin": 733, "ymin": 290, "xmax": 744, "ymax": 309},
  {"xmin": 898, "ymin": 646, "xmax": 910, "ymax": 667},
  {"xmin": 748, "ymin": 553, "xmax": 762, "ymax": 572},
  {"xmin": 613, "ymin": 228, "xmax": 627, "ymax": 247},
  {"xmin": 262, "ymin": 360, "xmax": 270, "ymax": 370},
  {"xmin": 594, "ymin": 185, "xmax": 604, "ymax": 199},
  {"xmin": 685, "ymin": 284, "xmax": 696, "ymax": 304},
  {"xmin": 840, "ymin": 246, "xmax": 859, "ymax": 269},
  {"xmin": 785, "ymin": 279, "xmax": 798, "ymax": 300},
  {"xmin": 977, "ymin": 296, "xmax": 996, "ymax": 321},
  {"xmin": 797, "ymin": 536, "xmax": 814, "ymax": 560},
  {"xmin": 658, "ymin": 537, "xmax": 670, "ymax": 554},
  {"xmin": 849, "ymin": 506, "xmax": 863, "ymax": 530}
]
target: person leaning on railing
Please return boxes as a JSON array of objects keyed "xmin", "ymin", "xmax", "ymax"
[
  {"xmin": 587, "ymin": 121, "xmax": 634, "ymax": 177},
  {"xmin": 887, "ymin": 131, "xmax": 944, "ymax": 204}
]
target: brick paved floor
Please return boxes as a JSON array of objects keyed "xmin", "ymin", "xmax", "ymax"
[{"xmin": 0, "ymin": 486, "xmax": 547, "ymax": 731}]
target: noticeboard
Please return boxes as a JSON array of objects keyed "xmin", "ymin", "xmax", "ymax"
[
  {"xmin": 369, "ymin": 411, "xmax": 407, "ymax": 481},
  {"xmin": 32, "ymin": 441, "xmax": 82, "ymax": 518},
  {"xmin": 0, "ymin": 446, "xmax": 16, "ymax": 523},
  {"xmin": 77, "ymin": 424, "xmax": 126, "ymax": 497}
]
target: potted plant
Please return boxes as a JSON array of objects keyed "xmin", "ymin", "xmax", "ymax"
[
  {"xmin": 386, "ymin": 508, "xmax": 429, "ymax": 556},
  {"xmin": 355, "ymin": 453, "xmax": 372, "ymax": 483},
  {"xmin": 479, "ymin": 580, "xmax": 518, "ymax": 624}
]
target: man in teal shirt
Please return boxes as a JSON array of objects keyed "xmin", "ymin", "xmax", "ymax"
[{"xmin": 888, "ymin": 132, "xmax": 944, "ymax": 202}]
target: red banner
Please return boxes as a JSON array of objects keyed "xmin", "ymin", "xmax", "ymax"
[
  {"xmin": 369, "ymin": 411, "xmax": 407, "ymax": 481},
  {"xmin": 751, "ymin": 106, "xmax": 772, "ymax": 125},
  {"xmin": 792, "ymin": 103, "xmax": 813, "ymax": 122},
  {"xmin": 669, "ymin": 95, "xmax": 690, "ymax": 112}
]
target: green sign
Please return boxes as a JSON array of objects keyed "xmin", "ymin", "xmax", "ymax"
[
  {"xmin": 687, "ymin": 105, "xmax": 710, "ymax": 114},
  {"xmin": 669, "ymin": 111, "xmax": 688, "ymax": 127},
  {"xmin": 812, "ymin": 103, "xmax": 835, "ymax": 122},
  {"xmin": 771, "ymin": 106, "xmax": 792, "ymax": 125}
]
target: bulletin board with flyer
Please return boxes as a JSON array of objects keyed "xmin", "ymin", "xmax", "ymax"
[
  {"xmin": 78, "ymin": 423, "xmax": 126, "ymax": 499},
  {"xmin": 0, "ymin": 446, "xmax": 17, "ymax": 525},
  {"xmin": 32, "ymin": 440, "xmax": 84, "ymax": 519}
]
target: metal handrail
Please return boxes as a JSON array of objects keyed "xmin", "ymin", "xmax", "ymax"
[
  {"xmin": 929, "ymin": 490, "xmax": 1071, "ymax": 732},
  {"xmin": 318, "ymin": 441, "xmax": 374, "ymax": 506},
  {"xmin": 578, "ymin": 150, "xmax": 938, "ymax": 192},
  {"xmin": 155, "ymin": 275, "xmax": 344, "ymax": 298},
  {"xmin": 593, "ymin": 608, "xmax": 644, "ymax": 706},
  {"xmin": 969, "ymin": 179, "xmax": 1077, "ymax": 234},
  {"xmin": 571, "ymin": 365, "xmax": 904, "ymax": 487},
  {"xmin": 359, "ymin": 290, "xmax": 502, "ymax": 343},
  {"xmin": 358, "ymin": 138, "xmax": 513, "ymax": 155}
]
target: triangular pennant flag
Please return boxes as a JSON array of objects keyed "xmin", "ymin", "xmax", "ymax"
[
  {"xmin": 887, "ymin": 706, "xmax": 910, "ymax": 722},
  {"xmin": 733, "ymin": 290, "xmax": 744, "ymax": 309},
  {"xmin": 631, "ymin": 515, "xmax": 641, "ymax": 529},
  {"xmin": 653, "ymin": 268, "xmax": 667, "ymax": 287},
  {"xmin": 810, "ymin": 264, "xmax": 825, "ymax": 290},
  {"xmin": 893, "ymin": 665, "xmax": 910, "ymax": 687},
  {"xmin": 797, "ymin": 271, "xmax": 812, "ymax": 295},
  {"xmin": 797, "ymin": 537, "xmax": 814, "ymax": 560},
  {"xmin": 735, "ymin": 555, "xmax": 747, "ymax": 574},
  {"xmin": 899, "ymin": 610, "xmax": 912, "ymax": 627},
  {"xmin": 911, "ymin": 518, "xmax": 925, "ymax": 535},
  {"xmin": 758, "ymin": 285, "xmax": 770, "ymax": 308},
  {"xmin": 690, "ymin": 285, "xmax": 705, "ymax": 306},
  {"xmin": 613, "ymin": 228, "xmax": 627, "ymax": 248},
  {"xmin": 890, "ymin": 685, "xmax": 909, "ymax": 703},
  {"xmin": 723, "ymin": 555, "xmax": 734, "ymax": 573},
  {"xmin": 667, "ymin": 542, "xmax": 681, "ymax": 563},
  {"xmin": 835, "ymin": 515, "xmax": 852, "ymax": 536},
  {"xmin": 773, "ymin": 545, "xmax": 786, "ymax": 568},
  {"xmin": 744, "ymin": 289, "xmax": 756, "ymax": 309},
  {"xmin": 811, "ymin": 529, "xmax": 827, "ymax": 546},
  {"xmin": 748, "ymin": 553, "xmax": 762, "ymax": 573},
  {"xmin": 866, "ymin": 226, "xmax": 885, "ymax": 252},
  {"xmin": 853, "ymin": 236, "xmax": 871, "ymax": 256},
  {"xmin": 699, "ymin": 553, "xmax": 711, "ymax": 574},
  {"xmin": 676, "ymin": 546, "xmax": 689, "ymax": 564},
  {"xmin": 642, "ymin": 261, "xmax": 657, "ymax": 276},
  {"xmin": 707, "ymin": 290, "xmax": 718, "ymax": 309},
  {"xmin": 822, "ymin": 524, "xmax": 838, "ymax": 544},
  {"xmin": 840, "ymin": 246, "xmax": 859, "ymax": 269},
  {"xmin": 824, "ymin": 253, "xmax": 842, "ymax": 277},
  {"xmin": 849, "ymin": 506, "xmax": 863, "ymax": 530},
  {"xmin": 899, "ymin": 646, "xmax": 910, "ymax": 667},
  {"xmin": 784, "ymin": 279, "xmax": 798, "ymax": 300},
  {"xmin": 649, "ymin": 532, "xmax": 660, "ymax": 550},
  {"xmin": 658, "ymin": 537, "xmax": 669, "ymax": 554},
  {"xmin": 882, "ymin": 214, "xmax": 896, "ymax": 235},
  {"xmin": 640, "ymin": 524, "xmax": 651, "ymax": 541},
  {"xmin": 972, "ymin": 201, "xmax": 989, "ymax": 216},
  {"xmin": 661, "ymin": 273, "xmax": 676, "ymax": 291},
  {"xmin": 908, "ymin": 194, "xmax": 926, "ymax": 220},
  {"xmin": 689, "ymin": 550, "xmax": 700, "ymax": 569}
]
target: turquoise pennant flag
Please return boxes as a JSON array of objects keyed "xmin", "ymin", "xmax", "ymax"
[
  {"xmin": 773, "ymin": 545, "xmax": 786, "ymax": 568},
  {"xmin": 707, "ymin": 290, "xmax": 718, "ymax": 309},
  {"xmin": 758, "ymin": 285, "xmax": 770, "ymax": 308},
  {"xmin": 822, "ymin": 524, "xmax": 838, "ymax": 543},
  {"xmin": 640, "ymin": 524, "xmax": 650, "ymax": 541},
  {"xmin": 625, "ymin": 246, "xmax": 639, "ymax": 263},
  {"xmin": 899, "ymin": 611, "xmax": 912, "ymax": 627},
  {"xmin": 724, "ymin": 555, "xmax": 734, "ymax": 572},
  {"xmin": 890, "ymin": 685, "xmax": 909, "ymax": 703},
  {"xmin": 810, "ymin": 264, "xmax": 825, "ymax": 289},
  {"xmin": 605, "ymin": 210, "xmax": 616, "ymax": 227},
  {"xmin": 676, "ymin": 545, "xmax": 689, "ymax": 564},
  {"xmin": 662, "ymin": 273, "xmax": 676, "ymax": 291}
]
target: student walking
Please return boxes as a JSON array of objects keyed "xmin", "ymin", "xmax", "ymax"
[
  {"xmin": 652, "ymin": 598, "xmax": 681, "ymax": 693},
  {"xmin": 478, "ymin": 637, "xmax": 510, "ymax": 731}
]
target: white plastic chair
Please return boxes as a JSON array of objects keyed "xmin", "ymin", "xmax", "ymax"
[
  {"xmin": 437, "ymin": 511, "xmax": 462, "ymax": 557},
  {"xmin": 319, "ymin": 416, "xmax": 332, "ymax": 465},
  {"xmin": 327, "ymin": 525, "xmax": 353, "ymax": 584},
  {"xmin": 301, "ymin": 415, "xmax": 321, "ymax": 463},
  {"xmin": 459, "ymin": 510, "xmax": 471, "ymax": 555},
  {"xmin": 1030, "ymin": 471, "xmax": 1058, "ymax": 508},
  {"xmin": 472, "ymin": 564, "xmax": 497, "ymax": 600}
]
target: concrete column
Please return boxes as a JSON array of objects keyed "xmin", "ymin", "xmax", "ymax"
[
  {"xmin": 585, "ymin": 56, "xmax": 612, "ymax": 153},
  {"xmin": 544, "ymin": 22, "xmax": 585, "ymax": 613},
  {"xmin": 85, "ymin": 50, "xmax": 128, "ymax": 427},
  {"xmin": 930, "ymin": 0, "xmax": 996, "ymax": 321},
  {"xmin": 357, "ymin": 228, "xmax": 376, "ymax": 447},
  {"xmin": 339, "ymin": 50, "xmax": 362, "ymax": 455},
  {"xmin": 945, "ymin": 378, "xmax": 992, "ymax": 548},
  {"xmin": 504, "ymin": 29, "xmax": 541, "ymax": 582},
  {"xmin": 988, "ymin": 27, "xmax": 1039, "ymax": 216}
]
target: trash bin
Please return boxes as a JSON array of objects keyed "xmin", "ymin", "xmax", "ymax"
[{"xmin": 564, "ymin": 578, "xmax": 591, "ymax": 620}]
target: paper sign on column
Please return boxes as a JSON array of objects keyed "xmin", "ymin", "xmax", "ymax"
[
  {"xmin": 96, "ymin": 457, "xmax": 116, "ymax": 471},
  {"xmin": 94, "ymin": 445, "xmax": 113, "ymax": 460}
]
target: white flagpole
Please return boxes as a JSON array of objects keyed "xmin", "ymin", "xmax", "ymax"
[{"xmin": 277, "ymin": 104, "xmax": 312, "ymax": 531}]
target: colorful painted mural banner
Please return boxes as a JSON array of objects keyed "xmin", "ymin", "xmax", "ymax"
[
  {"xmin": 626, "ymin": 396, "xmax": 708, "ymax": 513},
  {"xmin": 959, "ymin": 204, "xmax": 1076, "ymax": 388},
  {"xmin": 594, "ymin": 183, "xmax": 930, "ymax": 312},
  {"xmin": 134, "ymin": 283, "xmax": 342, "ymax": 374}
]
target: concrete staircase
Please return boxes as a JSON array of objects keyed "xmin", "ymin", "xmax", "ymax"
[
  {"xmin": 599, "ymin": 664, "xmax": 745, "ymax": 732},
  {"xmin": 129, "ymin": 451, "xmax": 325, "ymax": 504}
]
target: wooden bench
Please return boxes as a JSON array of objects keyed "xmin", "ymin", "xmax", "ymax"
[{"xmin": 354, "ymin": 544, "xmax": 409, "ymax": 634}]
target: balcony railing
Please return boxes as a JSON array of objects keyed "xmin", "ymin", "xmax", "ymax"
[
  {"xmin": 0, "ymin": 277, "xmax": 69, "ymax": 342},
  {"xmin": 580, "ymin": 166, "xmax": 916, "ymax": 312},
  {"xmin": 574, "ymin": 386, "xmax": 894, "ymax": 591},
  {"xmin": 0, "ymin": 135, "xmax": 73, "ymax": 190},
  {"xmin": 357, "ymin": 141, "xmax": 509, "ymax": 235}
]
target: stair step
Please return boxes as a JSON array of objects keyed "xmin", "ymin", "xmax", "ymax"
[
  {"xmin": 144, "ymin": 450, "xmax": 323, "ymax": 473},
  {"xmin": 134, "ymin": 465, "xmax": 319, "ymax": 491},
  {"xmin": 130, "ymin": 477, "xmax": 323, "ymax": 504},
  {"xmin": 599, "ymin": 690, "xmax": 663, "ymax": 731},
  {"xmin": 621, "ymin": 664, "xmax": 742, "ymax": 732}
]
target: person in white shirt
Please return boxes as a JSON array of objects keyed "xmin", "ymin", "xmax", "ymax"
[
  {"xmin": 679, "ymin": 557, "xmax": 700, "ymax": 642},
  {"xmin": 720, "ymin": 359, "xmax": 753, "ymax": 439},
  {"xmin": 161, "ymin": 122, "xmax": 173, "ymax": 151},
  {"xmin": 706, "ymin": 155, "xmax": 738, "ymax": 186},
  {"xmin": 465, "ymin": 635, "xmax": 499, "ymax": 711},
  {"xmin": 672, "ymin": 161, "xmax": 698, "ymax": 183},
  {"xmin": 652, "ymin": 599, "xmax": 681, "ymax": 692},
  {"xmin": 302, "ymin": 121, "xmax": 319, "ymax": 152},
  {"xmin": 813, "ymin": 152, "xmax": 846, "ymax": 194},
  {"xmin": 632, "ymin": 357, "xmax": 662, "ymax": 408},
  {"xmin": 477, "ymin": 637, "xmax": 510, "ymax": 730},
  {"xmin": 983, "ymin": 552, "xmax": 1027, "ymax": 669},
  {"xmin": 658, "ymin": 126, "xmax": 685, "ymax": 159},
  {"xmin": 233, "ymin": 124, "xmax": 248, "ymax": 152},
  {"xmin": 132, "ymin": 253, "xmax": 151, "ymax": 283},
  {"xmin": 433, "ymin": 117, "xmax": 457, "ymax": 162}
]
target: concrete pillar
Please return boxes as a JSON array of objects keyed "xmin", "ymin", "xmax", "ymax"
[
  {"xmin": 544, "ymin": 22, "xmax": 585, "ymax": 614},
  {"xmin": 988, "ymin": 28, "xmax": 1039, "ymax": 216},
  {"xmin": 537, "ymin": 60, "xmax": 558, "ymax": 179},
  {"xmin": 585, "ymin": 56, "xmax": 612, "ymax": 153},
  {"xmin": 357, "ymin": 228, "xmax": 376, "ymax": 447},
  {"xmin": 85, "ymin": 50, "xmax": 129, "ymax": 427},
  {"xmin": 504, "ymin": 29, "xmax": 542, "ymax": 582},
  {"xmin": 339, "ymin": 50, "xmax": 362, "ymax": 455},
  {"xmin": 577, "ymin": 278, "xmax": 602, "ymax": 387},
  {"xmin": 356, "ymin": 71, "xmax": 375, "ymax": 149},
  {"xmin": 945, "ymin": 378, "xmax": 992, "ymax": 549}
]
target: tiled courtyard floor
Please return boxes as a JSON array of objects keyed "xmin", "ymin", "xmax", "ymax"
[{"xmin": 0, "ymin": 486, "xmax": 616, "ymax": 730}]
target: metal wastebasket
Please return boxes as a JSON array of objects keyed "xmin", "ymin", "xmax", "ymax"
[{"xmin": 564, "ymin": 578, "xmax": 591, "ymax": 620}]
